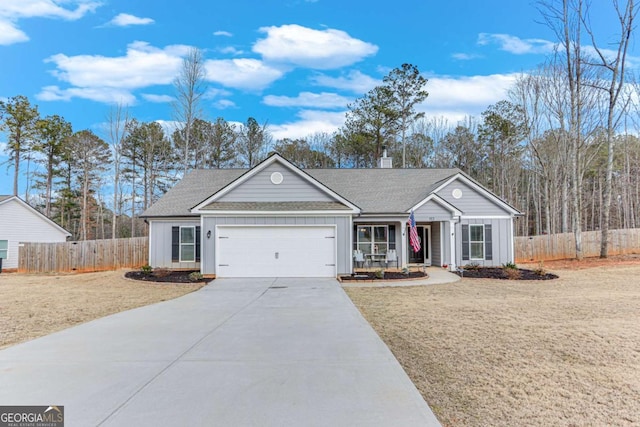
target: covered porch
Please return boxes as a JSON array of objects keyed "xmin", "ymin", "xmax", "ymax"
[{"xmin": 352, "ymin": 219, "xmax": 452, "ymax": 271}]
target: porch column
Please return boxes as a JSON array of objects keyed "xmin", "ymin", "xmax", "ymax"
[
  {"xmin": 400, "ymin": 220, "xmax": 408, "ymax": 268},
  {"xmin": 449, "ymin": 219, "xmax": 457, "ymax": 271}
]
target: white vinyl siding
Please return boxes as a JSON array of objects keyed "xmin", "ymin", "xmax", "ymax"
[
  {"xmin": 0, "ymin": 198, "xmax": 69, "ymax": 269},
  {"xmin": 469, "ymin": 225, "xmax": 485, "ymax": 260},
  {"xmin": 180, "ymin": 226, "xmax": 196, "ymax": 262}
]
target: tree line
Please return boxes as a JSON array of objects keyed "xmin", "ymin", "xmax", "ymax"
[{"xmin": 1, "ymin": 0, "xmax": 638, "ymax": 261}]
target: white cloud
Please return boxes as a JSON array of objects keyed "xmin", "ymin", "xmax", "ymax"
[
  {"xmin": 478, "ymin": 33, "xmax": 556, "ymax": 55},
  {"xmin": 204, "ymin": 87, "xmax": 232, "ymax": 99},
  {"xmin": 141, "ymin": 93, "xmax": 173, "ymax": 103},
  {"xmin": 263, "ymin": 91, "xmax": 350, "ymax": 109},
  {"xmin": 451, "ymin": 52, "xmax": 482, "ymax": 61},
  {"xmin": 270, "ymin": 110, "xmax": 346, "ymax": 140},
  {"xmin": 46, "ymin": 41, "xmax": 189, "ymax": 88},
  {"xmin": 310, "ymin": 70, "xmax": 379, "ymax": 94},
  {"xmin": 213, "ymin": 99, "xmax": 236, "ymax": 109},
  {"xmin": 37, "ymin": 85, "xmax": 137, "ymax": 104},
  {"xmin": 204, "ymin": 58, "xmax": 285, "ymax": 90},
  {"xmin": 217, "ymin": 46, "xmax": 244, "ymax": 55},
  {"xmin": 213, "ymin": 30, "xmax": 233, "ymax": 37},
  {"xmin": 0, "ymin": 0, "xmax": 100, "ymax": 45},
  {"xmin": 40, "ymin": 41, "xmax": 191, "ymax": 103},
  {"xmin": 253, "ymin": 24, "xmax": 378, "ymax": 69},
  {"xmin": 107, "ymin": 13, "xmax": 154, "ymax": 27},
  {"xmin": 418, "ymin": 73, "xmax": 518, "ymax": 117},
  {"xmin": 0, "ymin": 19, "xmax": 28, "ymax": 45}
]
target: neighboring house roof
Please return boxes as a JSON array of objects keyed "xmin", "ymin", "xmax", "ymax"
[
  {"xmin": 141, "ymin": 155, "xmax": 520, "ymax": 218},
  {"xmin": 0, "ymin": 195, "xmax": 72, "ymax": 236}
]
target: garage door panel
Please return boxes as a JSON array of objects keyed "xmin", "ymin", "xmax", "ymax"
[{"xmin": 216, "ymin": 226, "xmax": 336, "ymax": 278}]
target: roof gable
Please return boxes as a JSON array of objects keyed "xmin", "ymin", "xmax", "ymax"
[
  {"xmin": 191, "ymin": 154, "xmax": 360, "ymax": 214},
  {"xmin": 413, "ymin": 194, "xmax": 462, "ymax": 218},
  {"xmin": 432, "ymin": 173, "xmax": 521, "ymax": 216}
]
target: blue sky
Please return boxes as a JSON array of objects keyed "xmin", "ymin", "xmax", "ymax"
[{"xmin": 0, "ymin": 0, "xmax": 634, "ymax": 195}]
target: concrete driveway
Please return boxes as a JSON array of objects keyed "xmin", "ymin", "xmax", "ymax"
[{"xmin": 0, "ymin": 278, "xmax": 440, "ymax": 426}]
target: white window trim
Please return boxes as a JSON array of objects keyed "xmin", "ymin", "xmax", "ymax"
[
  {"xmin": 180, "ymin": 226, "xmax": 196, "ymax": 263},
  {"xmin": 469, "ymin": 224, "xmax": 485, "ymax": 260}
]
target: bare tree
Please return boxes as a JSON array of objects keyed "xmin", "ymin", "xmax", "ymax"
[
  {"xmin": 538, "ymin": 0, "xmax": 589, "ymax": 258},
  {"xmin": 173, "ymin": 47, "xmax": 207, "ymax": 174},
  {"xmin": 106, "ymin": 104, "xmax": 129, "ymax": 239},
  {"xmin": 581, "ymin": 0, "xmax": 637, "ymax": 257}
]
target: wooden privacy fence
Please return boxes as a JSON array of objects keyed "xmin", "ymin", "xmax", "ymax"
[
  {"xmin": 515, "ymin": 229, "xmax": 640, "ymax": 262},
  {"xmin": 18, "ymin": 237, "xmax": 149, "ymax": 273}
]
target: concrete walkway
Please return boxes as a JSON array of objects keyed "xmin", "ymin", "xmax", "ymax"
[
  {"xmin": 342, "ymin": 267, "xmax": 461, "ymax": 288},
  {"xmin": 0, "ymin": 278, "xmax": 440, "ymax": 427}
]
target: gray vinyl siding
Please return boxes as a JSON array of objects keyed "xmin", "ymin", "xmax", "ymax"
[
  {"xmin": 201, "ymin": 216, "xmax": 352, "ymax": 276},
  {"xmin": 0, "ymin": 199, "xmax": 69, "ymax": 269},
  {"xmin": 437, "ymin": 179, "xmax": 512, "ymax": 216},
  {"xmin": 219, "ymin": 163, "xmax": 334, "ymax": 202},
  {"xmin": 149, "ymin": 219, "xmax": 201, "ymax": 269},
  {"xmin": 414, "ymin": 200, "xmax": 455, "ymax": 221},
  {"xmin": 431, "ymin": 222, "xmax": 442, "ymax": 267},
  {"xmin": 456, "ymin": 218, "xmax": 512, "ymax": 267}
]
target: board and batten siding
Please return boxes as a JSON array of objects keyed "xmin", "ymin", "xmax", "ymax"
[
  {"xmin": 456, "ymin": 218, "xmax": 513, "ymax": 267},
  {"xmin": 431, "ymin": 221, "xmax": 442, "ymax": 267},
  {"xmin": 218, "ymin": 163, "xmax": 334, "ymax": 203},
  {"xmin": 201, "ymin": 216, "xmax": 352, "ymax": 276},
  {"xmin": 0, "ymin": 198, "xmax": 68, "ymax": 269},
  {"xmin": 148, "ymin": 219, "xmax": 201, "ymax": 269},
  {"xmin": 436, "ymin": 179, "xmax": 512, "ymax": 216}
]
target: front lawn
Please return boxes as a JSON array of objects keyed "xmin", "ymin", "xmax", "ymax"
[
  {"xmin": 346, "ymin": 264, "xmax": 640, "ymax": 427},
  {"xmin": 0, "ymin": 270, "xmax": 204, "ymax": 349}
]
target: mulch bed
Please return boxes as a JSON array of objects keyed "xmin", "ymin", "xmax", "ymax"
[
  {"xmin": 458, "ymin": 267, "xmax": 558, "ymax": 280},
  {"xmin": 125, "ymin": 270, "xmax": 210, "ymax": 284},
  {"xmin": 340, "ymin": 271, "xmax": 427, "ymax": 281}
]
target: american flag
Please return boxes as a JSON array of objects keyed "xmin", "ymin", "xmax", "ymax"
[{"xmin": 408, "ymin": 210, "xmax": 421, "ymax": 253}]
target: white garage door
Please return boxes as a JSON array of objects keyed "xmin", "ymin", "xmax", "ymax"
[{"xmin": 216, "ymin": 226, "xmax": 336, "ymax": 278}]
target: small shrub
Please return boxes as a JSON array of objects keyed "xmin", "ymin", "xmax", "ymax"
[
  {"xmin": 534, "ymin": 261, "xmax": 546, "ymax": 276},
  {"xmin": 140, "ymin": 265, "xmax": 153, "ymax": 276},
  {"xmin": 464, "ymin": 262, "xmax": 480, "ymax": 271},
  {"xmin": 153, "ymin": 268, "xmax": 171, "ymax": 278},
  {"xmin": 504, "ymin": 268, "xmax": 522, "ymax": 280},
  {"xmin": 375, "ymin": 269, "xmax": 385, "ymax": 279},
  {"xmin": 188, "ymin": 271, "xmax": 204, "ymax": 282},
  {"xmin": 401, "ymin": 267, "xmax": 410, "ymax": 275},
  {"xmin": 502, "ymin": 262, "xmax": 518, "ymax": 270}
]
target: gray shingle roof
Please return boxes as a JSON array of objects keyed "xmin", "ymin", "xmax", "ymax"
[
  {"xmin": 140, "ymin": 167, "xmax": 461, "ymax": 218},
  {"xmin": 0, "ymin": 195, "xmax": 14, "ymax": 203}
]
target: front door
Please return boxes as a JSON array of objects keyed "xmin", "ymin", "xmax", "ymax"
[{"xmin": 407, "ymin": 225, "xmax": 431, "ymax": 265}]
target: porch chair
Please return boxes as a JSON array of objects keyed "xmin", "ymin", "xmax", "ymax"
[
  {"xmin": 385, "ymin": 249, "xmax": 398, "ymax": 268},
  {"xmin": 353, "ymin": 249, "xmax": 365, "ymax": 268}
]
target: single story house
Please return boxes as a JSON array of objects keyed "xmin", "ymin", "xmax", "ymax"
[
  {"xmin": 141, "ymin": 152, "xmax": 521, "ymax": 278},
  {"xmin": 0, "ymin": 195, "xmax": 71, "ymax": 271}
]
